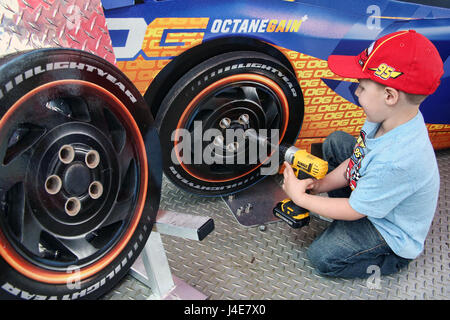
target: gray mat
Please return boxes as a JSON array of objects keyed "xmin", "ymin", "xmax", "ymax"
[{"xmin": 103, "ymin": 149, "xmax": 449, "ymax": 300}]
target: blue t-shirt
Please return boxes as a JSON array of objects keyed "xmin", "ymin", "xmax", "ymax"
[{"xmin": 347, "ymin": 111, "xmax": 440, "ymax": 259}]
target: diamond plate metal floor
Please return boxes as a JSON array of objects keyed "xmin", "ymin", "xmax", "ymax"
[{"xmin": 103, "ymin": 149, "xmax": 450, "ymax": 300}]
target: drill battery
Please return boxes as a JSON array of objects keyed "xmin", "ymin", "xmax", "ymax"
[{"xmin": 273, "ymin": 198, "xmax": 310, "ymax": 229}]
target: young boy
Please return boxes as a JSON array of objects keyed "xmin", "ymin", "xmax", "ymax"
[{"xmin": 282, "ymin": 30, "xmax": 444, "ymax": 278}]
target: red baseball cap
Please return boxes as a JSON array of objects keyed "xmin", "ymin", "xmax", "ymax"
[{"xmin": 328, "ymin": 30, "xmax": 444, "ymax": 95}]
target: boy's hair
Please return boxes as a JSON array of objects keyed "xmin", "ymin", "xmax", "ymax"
[
  {"xmin": 328, "ymin": 30, "xmax": 444, "ymax": 96},
  {"xmin": 403, "ymin": 92, "xmax": 428, "ymax": 105},
  {"xmin": 371, "ymin": 79, "xmax": 428, "ymax": 105}
]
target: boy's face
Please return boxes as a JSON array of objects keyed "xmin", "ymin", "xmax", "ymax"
[{"xmin": 354, "ymin": 79, "xmax": 389, "ymax": 123}]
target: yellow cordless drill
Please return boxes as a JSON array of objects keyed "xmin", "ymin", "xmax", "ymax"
[{"xmin": 273, "ymin": 145, "xmax": 328, "ymax": 228}]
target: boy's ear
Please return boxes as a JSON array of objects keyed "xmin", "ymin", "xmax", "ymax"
[{"xmin": 384, "ymin": 86, "xmax": 399, "ymax": 106}]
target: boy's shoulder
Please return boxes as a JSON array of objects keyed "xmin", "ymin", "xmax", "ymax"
[{"xmin": 364, "ymin": 112, "xmax": 436, "ymax": 168}]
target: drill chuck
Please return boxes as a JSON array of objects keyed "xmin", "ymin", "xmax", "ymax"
[
  {"xmin": 280, "ymin": 145, "xmax": 299, "ymax": 165},
  {"xmin": 244, "ymin": 132, "xmax": 327, "ymax": 179}
]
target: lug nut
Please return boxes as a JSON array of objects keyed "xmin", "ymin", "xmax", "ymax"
[
  {"xmin": 238, "ymin": 114, "xmax": 250, "ymax": 125},
  {"xmin": 213, "ymin": 135, "xmax": 224, "ymax": 147},
  {"xmin": 219, "ymin": 117, "xmax": 231, "ymax": 129},
  {"xmin": 65, "ymin": 197, "xmax": 81, "ymax": 216},
  {"xmin": 88, "ymin": 181, "xmax": 103, "ymax": 199},
  {"xmin": 226, "ymin": 142, "xmax": 239, "ymax": 153},
  {"xmin": 59, "ymin": 145, "xmax": 75, "ymax": 164},
  {"xmin": 44, "ymin": 175, "xmax": 62, "ymax": 195},
  {"xmin": 85, "ymin": 150, "xmax": 100, "ymax": 169}
]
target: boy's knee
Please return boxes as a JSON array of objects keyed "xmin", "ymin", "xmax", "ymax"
[
  {"xmin": 323, "ymin": 131, "xmax": 349, "ymax": 154},
  {"xmin": 306, "ymin": 240, "xmax": 340, "ymax": 277},
  {"xmin": 324, "ymin": 130, "xmax": 349, "ymax": 144},
  {"xmin": 322, "ymin": 131, "xmax": 356, "ymax": 165}
]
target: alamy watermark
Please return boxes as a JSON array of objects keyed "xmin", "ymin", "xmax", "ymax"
[
  {"xmin": 367, "ymin": 5, "xmax": 382, "ymax": 30},
  {"xmin": 366, "ymin": 265, "xmax": 381, "ymax": 289},
  {"xmin": 171, "ymin": 121, "xmax": 282, "ymax": 175},
  {"xmin": 66, "ymin": 265, "xmax": 81, "ymax": 290}
]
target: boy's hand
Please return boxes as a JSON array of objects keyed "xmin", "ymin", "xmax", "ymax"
[{"xmin": 281, "ymin": 161, "xmax": 317, "ymax": 205}]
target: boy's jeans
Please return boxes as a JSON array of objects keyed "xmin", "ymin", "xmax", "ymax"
[{"xmin": 306, "ymin": 131, "xmax": 411, "ymax": 279}]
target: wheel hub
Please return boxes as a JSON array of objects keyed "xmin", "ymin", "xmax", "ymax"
[
  {"xmin": 63, "ymin": 162, "xmax": 91, "ymax": 196},
  {"xmin": 178, "ymin": 80, "xmax": 285, "ymax": 182},
  {"xmin": 24, "ymin": 121, "xmax": 119, "ymax": 238}
]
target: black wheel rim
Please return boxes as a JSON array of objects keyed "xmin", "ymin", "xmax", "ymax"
[
  {"xmin": 0, "ymin": 81, "xmax": 144, "ymax": 272},
  {"xmin": 177, "ymin": 78, "xmax": 287, "ymax": 182}
]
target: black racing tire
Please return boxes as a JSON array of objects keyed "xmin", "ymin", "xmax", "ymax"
[
  {"xmin": 0, "ymin": 48, "xmax": 162, "ymax": 300},
  {"xmin": 155, "ymin": 51, "xmax": 304, "ymax": 196}
]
